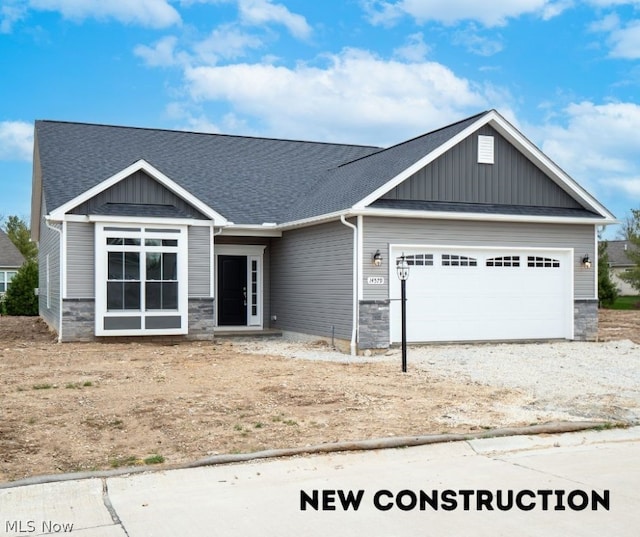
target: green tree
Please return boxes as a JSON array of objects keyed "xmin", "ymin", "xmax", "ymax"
[
  {"xmin": 2, "ymin": 215, "xmax": 37, "ymax": 261},
  {"xmin": 4, "ymin": 259, "xmax": 39, "ymax": 316},
  {"xmin": 618, "ymin": 209, "xmax": 640, "ymax": 294},
  {"xmin": 597, "ymin": 239, "xmax": 618, "ymax": 307}
]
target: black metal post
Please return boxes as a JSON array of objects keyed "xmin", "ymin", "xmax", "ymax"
[{"xmin": 401, "ymin": 277, "xmax": 407, "ymax": 373}]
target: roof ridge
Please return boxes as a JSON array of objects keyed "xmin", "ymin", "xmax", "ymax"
[{"xmin": 35, "ymin": 119, "xmax": 380, "ymax": 150}]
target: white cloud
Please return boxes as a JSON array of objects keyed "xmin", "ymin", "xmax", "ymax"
[
  {"xmin": 0, "ymin": 121, "xmax": 34, "ymax": 161},
  {"xmin": 393, "ymin": 32, "xmax": 430, "ymax": 61},
  {"xmin": 194, "ymin": 24, "xmax": 265, "ymax": 63},
  {"xmin": 28, "ymin": 0, "xmax": 181, "ymax": 28},
  {"xmin": 452, "ymin": 25, "xmax": 504, "ymax": 56},
  {"xmin": 238, "ymin": 0, "xmax": 311, "ymax": 39},
  {"xmin": 535, "ymin": 102, "xmax": 640, "ymax": 197},
  {"xmin": 365, "ymin": 0, "xmax": 568, "ymax": 27},
  {"xmin": 134, "ymin": 36, "xmax": 182, "ymax": 67},
  {"xmin": 0, "ymin": 2, "xmax": 28, "ymax": 33},
  {"xmin": 605, "ymin": 177, "xmax": 640, "ymax": 197},
  {"xmin": 608, "ymin": 19, "xmax": 640, "ymax": 59},
  {"xmin": 183, "ymin": 48, "xmax": 489, "ymax": 145}
]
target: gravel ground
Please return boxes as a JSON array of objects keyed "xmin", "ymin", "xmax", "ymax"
[{"xmin": 235, "ymin": 337, "xmax": 640, "ymax": 424}]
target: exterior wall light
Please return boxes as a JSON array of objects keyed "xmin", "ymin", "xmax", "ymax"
[
  {"xmin": 582, "ymin": 254, "xmax": 592, "ymax": 269},
  {"xmin": 372, "ymin": 250, "xmax": 383, "ymax": 266}
]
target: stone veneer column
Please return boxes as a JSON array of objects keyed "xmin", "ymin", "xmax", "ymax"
[
  {"xmin": 358, "ymin": 300, "xmax": 390, "ymax": 350},
  {"xmin": 61, "ymin": 298, "xmax": 95, "ymax": 342},
  {"xmin": 574, "ymin": 299, "xmax": 598, "ymax": 341},
  {"xmin": 187, "ymin": 297, "xmax": 215, "ymax": 340}
]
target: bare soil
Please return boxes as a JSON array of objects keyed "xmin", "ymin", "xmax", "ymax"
[{"xmin": 0, "ymin": 309, "xmax": 638, "ymax": 483}]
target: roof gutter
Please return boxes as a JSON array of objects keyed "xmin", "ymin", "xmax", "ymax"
[{"xmin": 349, "ymin": 208, "xmax": 619, "ymax": 226}]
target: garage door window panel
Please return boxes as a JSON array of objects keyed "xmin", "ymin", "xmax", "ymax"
[
  {"xmin": 442, "ymin": 254, "xmax": 477, "ymax": 267},
  {"xmin": 486, "ymin": 256, "xmax": 520, "ymax": 267},
  {"xmin": 528, "ymin": 256, "xmax": 560, "ymax": 268},
  {"xmin": 402, "ymin": 254, "xmax": 433, "ymax": 266}
]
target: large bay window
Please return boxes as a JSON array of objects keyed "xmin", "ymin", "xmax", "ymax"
[{"xmin": 96, "ymin": 225, "xmax": 188, "ymax": 335}]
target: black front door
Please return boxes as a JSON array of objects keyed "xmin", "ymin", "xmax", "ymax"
[{"xmin": 218, "ymin": 255, "xmax": 247, "ymax": 326}]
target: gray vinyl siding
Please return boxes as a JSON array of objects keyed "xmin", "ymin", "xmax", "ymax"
[
  {"xmin": 38, "ymin": 196, "xmax": 60, "ymax": 332},
  {"xmin": 383, "ymin": 126, "xmax": 582, "ymax": 209},
  {"xmin": 270, "ymin": 220, "xmax": 353, "ymax": 340},
  {"xmin": 69, "ymin": 170, "xmax": 208, "ymax": 218},
  {"xmin": 362, "ymin": 217, "xmax": 595, "ymax": 300},
  {"xmin": 66, "ymin": 222, "xmax": 94, "ymax": 298},
  {"xmin": 188, "ymin": 226, "xmax": 211, "ymax": 297}
]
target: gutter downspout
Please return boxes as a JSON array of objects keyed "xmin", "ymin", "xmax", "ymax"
[
  {"xmin": 340, "ymin": 215, "xmax": 358, "ymax": 356},
  {"xmin": 44, "ymin": 217, "xmax": 63, "ymax": 344}
]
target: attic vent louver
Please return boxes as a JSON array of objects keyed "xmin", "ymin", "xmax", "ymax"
[{"xmin": 478, "ymin": 135, "xmax": 494, "ymax": 164}]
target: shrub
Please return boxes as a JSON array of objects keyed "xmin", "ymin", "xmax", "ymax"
[{"xmin": 4, "ymin": 260, "xmax": 39, "ymax": 316}]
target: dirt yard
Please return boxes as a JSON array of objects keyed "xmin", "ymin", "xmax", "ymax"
[{"xmin": 0, "ymin": 310, "xmax": 638, "ymax": 483}]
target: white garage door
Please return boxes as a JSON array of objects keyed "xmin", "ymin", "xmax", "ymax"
[{"xmin": 389, "ymin": 246, "xmax": 573, "ymax": 343}]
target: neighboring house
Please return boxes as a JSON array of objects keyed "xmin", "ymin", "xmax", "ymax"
[
  {"xmin": 30, "ymin": 110, "xmax": 616, "ymax": 349},
  {"xmin": 0, "ymin": 229, "xmax": 25, "ymax": 295},
  {"xmin": 604, "ymin": 240, "xmax": 638, "ymax": 296}
]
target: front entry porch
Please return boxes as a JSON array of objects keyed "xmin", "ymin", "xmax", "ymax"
[{"xmin": 214, "ymin": 244, "xmax": 267, "ymax": 330}]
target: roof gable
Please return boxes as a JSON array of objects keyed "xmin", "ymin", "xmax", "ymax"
[
  {"xmin": 68, "ymin": 168, "xmax": 210, "ymax": 220},
  {"xmin": 350, "ymin": 110, "xmax": 615, "ymax": 220},
  {"xmin": 0, "ymin": 230, "xmax": 25, "ymax": 268},
  {"xmin": 381, "ymin": 124, "xmax": 584, "ymax": 209},
  {"xmin": 49, "ymin": 160, "xmax": 227, "ymax": 224}
]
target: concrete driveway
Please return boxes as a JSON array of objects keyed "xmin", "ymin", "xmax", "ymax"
[{"xmin": 1, "ymin": 426, "xmax": 638, "ymax": 537}]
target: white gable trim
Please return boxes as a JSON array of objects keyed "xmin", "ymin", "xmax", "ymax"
[
  {"xmin": 49, "ymin": 159, "xmax": 228, "ymax": 225},
  {"xmin": 353, "ymin": 110, "xmax": 616, "ymax": 221}
]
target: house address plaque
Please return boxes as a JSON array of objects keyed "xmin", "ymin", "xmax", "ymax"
[{"xmin": 367, "ymin": 277, "xmax": 385, "ymax": 285}]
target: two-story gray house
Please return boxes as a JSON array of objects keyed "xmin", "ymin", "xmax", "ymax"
[{"xmin": 30, "ymin": 110, "xmax": 616, "ymax": 351}]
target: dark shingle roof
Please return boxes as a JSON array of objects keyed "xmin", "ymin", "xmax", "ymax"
[
  {"xmin": 35, "ymin": 111, "xmax": 602, "ymax": 226},
  {"xmin": 604, "ymin": 240, "xmax": 637, "ymax": 266},
  {"xmin": 284, "ymin": 112, "xmax": 486, "ymax": 221},
  {"xmin": 35, "ymin": 121, "xmax": 380, "ymax": 225},
  {"xmin": 0, "ymin": 230, "xmax": 25, "ymax": 268}
]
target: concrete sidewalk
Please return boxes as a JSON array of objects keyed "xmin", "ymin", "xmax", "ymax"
[{"xmin": 1, "ymin": 426, "xmax": 638, "ymax": 536}]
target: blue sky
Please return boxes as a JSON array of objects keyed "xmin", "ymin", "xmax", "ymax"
[{"xmin": 1, "ymin": 0, "xmax": 639, "ymax": 237}]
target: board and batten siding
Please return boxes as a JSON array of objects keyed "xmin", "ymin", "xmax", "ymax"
[
  {"xmin": 188, "ymin": 226, "xmax": 211, "ymax": 297},
  {"xmin": 361, "ymin": 217, "xmax": 596, "ymax": 301},
  {"xmin": 270, "ymin": 220, "xmax": 353, "ymax": 340},
  {"xmin": 70, "ymin": 170, "xmax": 208, "ymax": 219},
  {"xmin": 383, "ymin": 125, "xmax": 582, "ymax": 209},
  {"xmin": 38, "ymin": 197, "xmax": 61, "ymax": 331},
  {"xmin": 66, "ymin": 222, "xmax": 94, "ymax": 298}
]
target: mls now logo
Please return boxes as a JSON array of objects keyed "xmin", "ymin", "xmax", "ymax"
[{"xmin": 5, "ymin": 520, "xmax": 74, "ymax": 533}]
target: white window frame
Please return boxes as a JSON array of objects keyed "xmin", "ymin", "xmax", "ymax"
[
  {"xmin": 0, "ymin": 270, "xmax": 19, "ymax": 295},
  {"xmin": 95, "ymin": 223, "xmax": 188, "ymax": 336}
]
